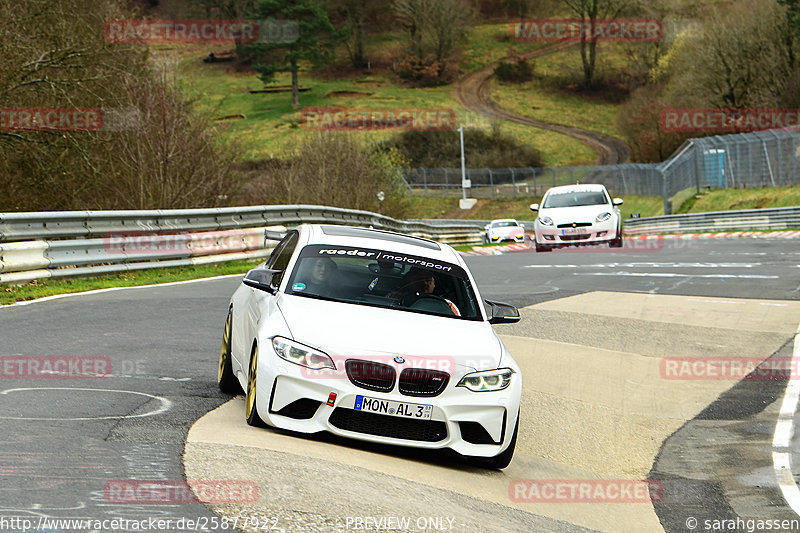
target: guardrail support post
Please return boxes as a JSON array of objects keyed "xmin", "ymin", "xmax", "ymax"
[{"xmin": 661, "ymin": 168, "xmax": 670, "ymax": 215}]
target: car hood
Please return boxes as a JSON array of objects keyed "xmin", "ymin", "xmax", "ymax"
[
  {"xmin": 539, "ymin": 204, "xmax": 614, "ymax": 222},
  {"xmin": 275, "ymin": 294, "xmax": 502, "ymax": 370}
]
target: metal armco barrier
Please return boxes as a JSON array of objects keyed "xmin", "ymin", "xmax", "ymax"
[
  {"xmin": 0, "ymin": 205, "xmax": 485, "ymax": 284},
  {"xmin": 624, "ymin": 206, "xmax": 800, "ymax": 235},
  {"xmin": 3, "ymin": 204, "xmax": 794, "ymax": 283}
]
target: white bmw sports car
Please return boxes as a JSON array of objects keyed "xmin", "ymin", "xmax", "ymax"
[
  {"xmin": 218, "ymin": 224, "xmax": 523, "ymax": 468},
  {"xmin": 530, "ymin": 184, "xmax": 623, "ymax": 252}
]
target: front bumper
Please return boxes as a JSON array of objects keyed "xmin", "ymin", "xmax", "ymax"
[
  {"xmin": 253, "ymin": 356, "xmax": 521, "ymax": 458},
  {"xmin": 488, "ymin": 231, "xmax": 525, "ymax": 243},
  {"xmin": 534, "ymin": 219, "xmax": 618, "ymax": 246}
]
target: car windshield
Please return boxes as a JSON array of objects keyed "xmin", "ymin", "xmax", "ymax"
[
  {"xmin": 284, "ymin": 244, "xmax": 483, "ymax": 320},
  {"xmin": 492, "ymin": 221, "xmax": 518, "ymax": 228},
  {"xmin": 544, "ymin": 190, "xmax": 608, "ymax": 208}
]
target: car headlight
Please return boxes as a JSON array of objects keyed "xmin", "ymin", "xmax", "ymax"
[
  {"xmin": 595, "ymin": 212, "xmax": 612, "ymax": 222},
  {"xmin": 457, "ymin": 368, "xmax": 514, "ymax": 392},
  {"xmin": 538, "ymin": 216, "xmax": 553, "ymax": 226},
  {"xmin": 272, "ymin": 337, "xmax": 335, "ymax": 370}
]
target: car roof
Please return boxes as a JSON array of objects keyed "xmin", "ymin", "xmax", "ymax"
[
  {"xmin": 545, "ymin": 184, "xmax": 608, "ymax": 194},
  {"xmin": 490, "ymin": 218, "xmax": 519, "ymax": 224},
  {"xmin": 299, "ymin": 224, "xmax": 462, "ymax": 263}
]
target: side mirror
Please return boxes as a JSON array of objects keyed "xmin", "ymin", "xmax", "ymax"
[
  {"xmin": 485, "ymin": 300, "xmax": 521, "ymax": 324},
  {"xmin": 243, "ymin": 268, "xmax": 281, "ymax": 294},
  {"xmin": 529, "ymin": 203, "xmax": 539, "ymax": 211},
  {"xmin": 612, "ymin": 198, "xmax": 624, "ymax": 206}
]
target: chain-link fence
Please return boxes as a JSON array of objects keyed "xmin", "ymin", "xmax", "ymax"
[{"xmin": 400, "ymin": 129, "xmax": 800, "ymax": 214}]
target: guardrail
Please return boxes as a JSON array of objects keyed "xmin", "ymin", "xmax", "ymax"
[
  {"xmin": 624, "ymin": 206, "xmax": 800, "ymax": 235},
  {"xmin": 3, "ymin": 204, "xmax": 795, "ymax": 284},
  {"xmin": 0, "ymin": 205, "xmax": 485, "ymax": 284}
]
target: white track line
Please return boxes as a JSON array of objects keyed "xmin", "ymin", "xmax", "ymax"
[
  {"xmin": 0, "ymin": 273, "xmax": 244, "ymax": 309},
  {"xmin": 773, "ymin": 321, "xmax": 800, "ymax": 514}
]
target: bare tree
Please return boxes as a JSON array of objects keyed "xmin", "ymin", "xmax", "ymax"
[
  {"xmin": 561, "ymin": 0, "xmax": 630, "ymax": 88},
  {"xmin": 0, "ymin": 0, "xmax": 241, "ymax": 211},
  {"xmin": 331, "ymin": 0, "xmax": 384, "ymax": 68},
  {"xmin": 392, "ymin": 0, "xmax": 472, "ymax": 75},
  {"xmin": 246, "ymin": 133, "xmax": 408, "ymax": 216},
  {"xmin": 95, "ymin": 69, "xmax": 239, "ymax": 210},
  {"xmin": 426, "ymin": 0, "xmax": 473, "ymax": 73},
  {"xmin": 392, "ymin": 0, "xmax": 427, "ymax": 59},
  {"xmin": 669, "ymin": 0, "xmax": 797, "ymax": 109}
]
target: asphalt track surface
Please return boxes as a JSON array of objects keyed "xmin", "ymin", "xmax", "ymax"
[{"xmin": 1, "ymin": 238, "xmax": 799, "ymax": 532}]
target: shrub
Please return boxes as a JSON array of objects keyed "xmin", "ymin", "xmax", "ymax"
[
  {"xmin": 494, "ymin": 60, "xmax": 533, "ymax": 83},
  {"xmin": 378, "ymin": 127, "xmax": 543, "ymax": 168},
  {"xmin": 243, "ymin": 132, "xmax": 410, "ymax": 218}
]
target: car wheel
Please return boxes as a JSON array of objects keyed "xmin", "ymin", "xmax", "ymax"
[
  {"xmin": 245, "ymin": 344, "xmax": 265, "ymax": 427},
  {"xmin": 218, "ymin": 309, "xmax": 241, "ymax": 394},
  {"xmin": 481, "ymin": 416, "xmax": 519, "ymax": 470},
  {"xmin": 534, "ymin": 241, "xmax": 552, "ymax": 252},
  {"xmin": 610, "ymin": 235, "xmax": 623, "ymax": 248}
]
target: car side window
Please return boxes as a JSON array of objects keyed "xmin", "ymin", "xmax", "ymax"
[{"xmin": 267, "ymin": 232, "xmax": 299, "ymax": 285}]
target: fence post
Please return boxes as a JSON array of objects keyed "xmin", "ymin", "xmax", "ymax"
[
  {"xmin": 793, "ymin": 133, "xmax": 798, "ymax": 185},
  {"xmin": 774, "ymin": 131, "xmax": 784, "ymax": 185},
  {"xmin": 530, "ymin": 167, "xmax": 537, "ymax": 196},
  {"xmin": 661, "ymin": 168, "xmax": 670, "ymax": 215},
  {"xmin": 693, "ymin": 140, "xmax": 703, "ymax": 192},
  {"xmin": 488, "ymin": 168, "xmax": 495, "ymax": 198},
  {"xmin": 422, "ymin": 168, "xmax": 428, "ymax": 194},
  {"xmin": 509, "ymin": 168, "xmax": 516, "ymax": 196},
  {"xmin": 552, "ymin": 167, "xmax": 556, "ymax": 187}
]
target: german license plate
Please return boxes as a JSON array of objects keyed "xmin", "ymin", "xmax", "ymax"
[
  {"xmin": 561, "ymin": 227, "xmax": 586, "ymax": 234},
  {"xmin": 354, "ymin": 395, "xmax": 432, "ymax": 420}
]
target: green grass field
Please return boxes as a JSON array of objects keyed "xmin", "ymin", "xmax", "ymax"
[
  {"xmin": 676, "ymin": 186, "xmax": 800, "ymax": 214},
  {"xmin": 170, "ymin": 23, "xmax": 605, "ymax": 166},
  {"xmin": 405, "ymin": 194, "xmax": 664, "ymax": 220},
  {"xmin": 0, "ymin": 260, "xmax": 260, "ymax": 306},
  {"xmin": 489, "ymin": 43, "xmax": 632, "ymax": 140}
]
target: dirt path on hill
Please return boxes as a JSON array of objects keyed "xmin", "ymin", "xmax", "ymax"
[{"xmin": 453, "ymin": 42, "xmax": 631, "ymax": 164}]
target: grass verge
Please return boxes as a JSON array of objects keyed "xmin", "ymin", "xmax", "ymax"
[
  {"xmin": 405, "ymin": 194, "xmax": 663, "ymax": 220},
  {"xmin": 0, "ymin": 259, "xmax": 260, "ymax": 306},
  {"xmin": 676, "ymin": 186, "xmax": 800, "ymax": 214}
]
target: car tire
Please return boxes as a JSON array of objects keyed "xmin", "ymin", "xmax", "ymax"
[
  {"xmin": 535, "ymin": 241, "xmax": 552, "ymax": 252},
  {"xmin": 482, "ymin": 416, "xmax": 519, "ymax": 470},
  {"xmin": 218, "ymin": 309, "xmax": 241, "ymax": 394},
  {"xmin": 609, "ymin": 235, "xmax": 623, "ymax": 248},
  {"xmin": 245, "ymin": 344, "xmax": 265, "ymax": 427}
]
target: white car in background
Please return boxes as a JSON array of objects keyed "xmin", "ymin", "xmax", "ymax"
[
  {"xmin": 483, "ymin": 219, "xmax": 526, "ymax": 244},
  {"xmin": 218, "ymin": 224, "xmax": 523, "ymax": 468},
  {"xmin": 530, "ymin": 184, "xmax": 623, "ymax": 252}
]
